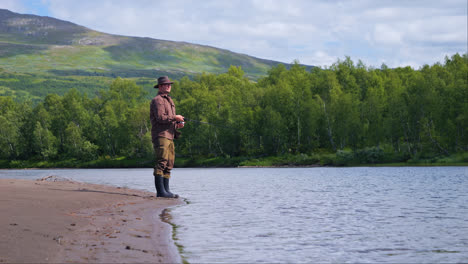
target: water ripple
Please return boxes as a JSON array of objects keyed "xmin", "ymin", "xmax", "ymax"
[{"xmin": 170, "ymin": 167, "xmax": 468, "ymax": 263}]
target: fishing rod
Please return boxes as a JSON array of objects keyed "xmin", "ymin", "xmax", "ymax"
[{"xmin": 177, "ymin": 118, "xmax": 230, "ymax": 128}]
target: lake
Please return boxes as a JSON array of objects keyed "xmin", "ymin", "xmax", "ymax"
[{"xmin": 1, "ymin": 167, "xmax": 467, "ymax": 263}]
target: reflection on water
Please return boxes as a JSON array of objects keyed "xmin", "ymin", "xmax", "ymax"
[{"xmin": 1, "ymin": 167, "xmax": 467, "ymax": 263}]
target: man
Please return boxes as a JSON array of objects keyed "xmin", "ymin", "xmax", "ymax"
[{"xmin": 150, "ymin": 76, "xmax": 184, "ymax": 198}]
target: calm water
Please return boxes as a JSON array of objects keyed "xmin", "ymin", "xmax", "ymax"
[{"xmin": 1, "ymin": 167, "xmax": 467, "ymax": 263}]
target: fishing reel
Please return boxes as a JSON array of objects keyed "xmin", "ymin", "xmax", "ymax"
[{"xmin": 176, "ymin": 117, "xmax": 186, "ymax": 125}]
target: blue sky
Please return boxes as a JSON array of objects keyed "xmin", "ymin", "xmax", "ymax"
[{"xmin": 1, "ymin": 0, "xmax": 467, "ymax": 68}]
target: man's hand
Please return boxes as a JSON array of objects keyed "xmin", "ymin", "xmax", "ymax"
[
  {"xmin": 175, "ymin": 115, "xmax": 184, "ymax": 122},
  {"xmin": 175, "ymin": 115, "xmax": 184, "ymax": 129}
]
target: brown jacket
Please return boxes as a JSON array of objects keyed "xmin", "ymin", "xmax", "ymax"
[{"xmin": 150, "ymin": 92, "xmax": 177, "ymax": 141}]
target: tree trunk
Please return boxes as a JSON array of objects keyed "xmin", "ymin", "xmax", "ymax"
[{"xmin": 322, "ymin": 102, "xmax": 336, "ymax": 151}]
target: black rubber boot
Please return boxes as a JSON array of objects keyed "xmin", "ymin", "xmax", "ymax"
[
  {"xmin": 163, "ymin": 177, "xmax": 179, "ymax": 198},
  {"xmin": 154, "ymin": 175, "xmax": 177, "ymax": 198}
]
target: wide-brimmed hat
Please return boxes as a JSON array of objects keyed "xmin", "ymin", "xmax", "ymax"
[{"xmin": 154, "ymin": 76, "xmax": 174, "ymax": 88}]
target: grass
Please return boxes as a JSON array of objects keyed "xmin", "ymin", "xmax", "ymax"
[
  {"xmin": 0, "ymin": 37, "xmax": 273, "ymax": 82},
  {"xmin": 2, "ymin": 152, "xmax": 467, "ymax": 169},
  {"xmin": 1, "ymin": 156, "xmax": 154, "ymax": 169},
  {"xmin": 0, "ymin": 85, "xmax": 42, "ymax": 101},
  {"xmin": 0, "ymin": 45, "xmax": 116, "ymax": 73},
  {"xmin": 2, "ymin": 158, "xmax": 467, "ymax": 169},
  {"xmin": 0, "ymin": 71, "xmax": 115, "ymax": 102}
]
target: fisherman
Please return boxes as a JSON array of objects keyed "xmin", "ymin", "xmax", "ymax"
[{"xmin": 150, "ymin": 76, "xmax": 184, "ymax": 198}]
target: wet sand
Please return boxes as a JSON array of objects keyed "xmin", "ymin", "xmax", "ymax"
[{"xmin": 0, "ymin": 177, "xmax": 183, "ymax": 263}]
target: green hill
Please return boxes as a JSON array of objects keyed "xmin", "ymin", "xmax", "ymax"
[{"xmin": 0, "ymin": 9, "xmax": 311, "ymax": 102}]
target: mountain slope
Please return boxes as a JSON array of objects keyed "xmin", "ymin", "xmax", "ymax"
[{"xmin": 0, "ymin": 9, "xmax": 306, "ymax": 81}]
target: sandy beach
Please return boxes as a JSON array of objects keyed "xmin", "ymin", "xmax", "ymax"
[{"xmin": 0, "ymin": 177, "xmax": 184, "ymax": 263}]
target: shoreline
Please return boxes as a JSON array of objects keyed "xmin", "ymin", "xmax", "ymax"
[
  {"xmin": 0, "ymin": 177, "xmax": 184, "ymax": 263},
  {"xmin": 1, "ymin": 161, "xmax": 467, "ymax": 171},
  {"xmin": 3, "ymin": 153, "xmax": 467, "ymax": 169}
]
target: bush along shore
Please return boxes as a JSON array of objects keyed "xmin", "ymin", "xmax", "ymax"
[{"xmin": 2, "ymin": 150, "xmax": 467, "ymax": 169}]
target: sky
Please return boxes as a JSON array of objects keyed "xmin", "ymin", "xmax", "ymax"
[{"xmin": 1, "ymin": 0, "xmax": 467, "ymax": 68}]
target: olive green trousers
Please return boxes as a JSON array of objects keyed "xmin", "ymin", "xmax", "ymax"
[{"xmin": 153, "ymin": 137, "xmax": 175, "ymax": 179}]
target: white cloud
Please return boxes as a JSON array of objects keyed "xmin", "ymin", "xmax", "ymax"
[
  {"xmin": 373, "ymin": 24, "xmax": 403, "ymax": 45},
  {"xmin": 308, "ymin": 51, "xmax": 338, "ymax": 67},
  {"xmin": 406, "ymin": 15, "xmax": 467, "ymax": 44},
  {"xmin": 0, "ymin": 0, "xmax": 27, "ymax": 13},
  {"xmin": 252, "ymin": 0, "xmax": 302, "ymax": 17}
]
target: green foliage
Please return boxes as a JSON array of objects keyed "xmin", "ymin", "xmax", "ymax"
[
  {"xmin": 354, "ymin": 147, "xmax": 385, "ymax": 164},
  {"xmin": 0, "ymin": 53, "xmax": 467, "ymax": 167},
  {"xmin": 335, "ymin": 150, "xmax": 354, "ymax": 166},
  {"xmin": 64, "ymin": 122, "xmax": 98, "ymax": 160},
  {"xmin": 238, "ymin": 153, "xmax": 320, "ymax": 167},
  {"xmin": 32, "ymin": 121, "xmax": 57, "ymax": 160}
]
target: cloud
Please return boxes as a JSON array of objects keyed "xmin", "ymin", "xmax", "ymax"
[
  {"xmin": 406, "ymin": 15, "xmax": 467, "ymax": 45},
  {"xmin": 0, "ymin": 0, "xmax": 27, "ymax": 13},
  {"xmin": 2, "ymin": 0, "xmax": 466, "ymax": 68},
  {"xmin": 373, "ymin": 24, "xmax": 403, "ymax": 45}
]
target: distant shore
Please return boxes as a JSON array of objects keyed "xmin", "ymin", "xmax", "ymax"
[
  {"xmin": 1, "ymin": 155, "xmax": 467, "ymax": 169},
  {"xmin": 0, "ymin": 178, "xmax": 183, "ymax": 263}
]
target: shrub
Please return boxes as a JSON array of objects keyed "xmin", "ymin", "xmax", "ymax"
[
  {"xmin": 354, "ymin": 147, "xmax": 385, "ymax": 164},
  {"xmin": 319, "ymin": 154, "xmax": 336, "ymax": 166},
  {"xmin": 335, "ymin": 150, "xmax": 354, "ymax": 166}
]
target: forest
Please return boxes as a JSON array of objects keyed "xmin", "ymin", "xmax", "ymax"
[{"xmin": 0, "ymin": 53, "xmax": 467, "ymax": 167}]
